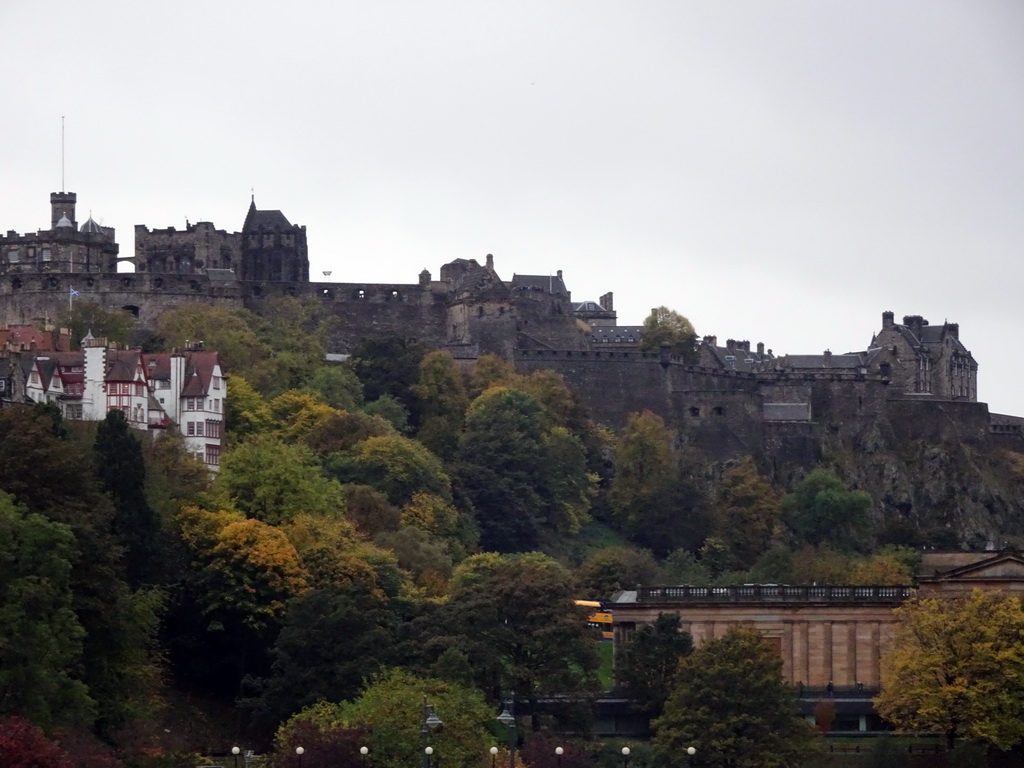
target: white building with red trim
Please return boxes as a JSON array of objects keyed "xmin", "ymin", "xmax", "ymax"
[{"xmin": 21, "ymin": 335, "xmax": 225, "ymax": 470}]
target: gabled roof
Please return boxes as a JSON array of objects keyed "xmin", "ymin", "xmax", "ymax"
[
  {"xmin": 243, "ymin": 198, "xmax": 292, "ymax": 231},
  {"xmin": 919, "ymin": 550, "xmax": 1024, "ymax": 582},
  {"xmin": 34, "ymin": 357, "xmax": 59, "ymax": 390},
  {"xmin": 105, "ymin": 349, "xmax": 144, "ymax": 382},
  {"xmin": 142, "ymin": 350, "xmax": 221, "ymax": 397},
  {"xmin": 591, "ymin": 326, "xmax": 643, "ymax": 343},
  {"xmin": 511, "ymin": 273, "xmax": 568, "ymax": 296}
]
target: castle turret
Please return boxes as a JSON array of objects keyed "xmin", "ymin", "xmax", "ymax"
[{"xmin": 50, "ymin": 192, "xmax": 77, "ymax": 231}]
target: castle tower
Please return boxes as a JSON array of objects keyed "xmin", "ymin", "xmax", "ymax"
[
  {"xmin": 50, "ymin": 192, "xmax": 77, "ymax": 230},
  {"xmin": 240, "ymin": 197, "xmax": 309, "ymax": 282}
]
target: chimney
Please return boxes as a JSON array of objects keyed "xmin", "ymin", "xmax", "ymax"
[
  {"xmin": 882, "ymin": 311, "xmax": 894, "ymax": 329},
  {"xmin": 903, "ymin": 315, "xmax": 925, "ymax": 336},
  {"xmin": 757, "ymin": 342, "xmax": 764, "ymax": 356},
  {"xmin": 599, "ymin": 292, "xmax": 614, "ymax": 311},
  {"xmin": 946, "ymin": 322, "xmax": 959, "ymax": 339},
  {"xmin": 485, "ymin": 253, "xmax": 494, "ymax": 270}
]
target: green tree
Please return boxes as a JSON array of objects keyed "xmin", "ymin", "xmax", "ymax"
[
  {"xmin": 306, "ymin": 364, "xmax": 364, "ymax": 412},
  {"xmin": 169, "ymin": 505, "xmax": 309, "ymax": 698},
  {"xmin": 617, "ymin": 613, "xmax": 693, "ymax": 717},
  {"xmin": 875, "ymin": 589, "xmax": 1024, "ymax": 751},
  {"xmin": 781, "ymin": 468, "xmax": 871, "ymax": 552},
  {"xmin": 468, "ymin": 354, "xmax": 517, "ymax": 398},
  {"xmin": 652, "ymin": 627, "xmax": 816, "ymax": 768},
  {"xmin": 217, "ymin": 435, "xmax": 346, "ymax": 524},
  {"xmin": 225, "ymin": 373, "xmax": 272, "ymax": 441},
  {"xmin": 641, "ymin": 306, "xmax": 698, "ymax": 360},
  {"xmin": 156, "ymin": 303, "xmax": 269, "ymax": 376},
  {"xmin": 94, "ymin": 409, "xmax": 160, "ymax": 587},
  {"xmin": 432, "ymin": 553, "xmax": 599, "ymax": 715},
  {"xmin": 456, "ymin": 388, "xmax": 547, "ymax": 552},
  {"xmin": 302, "ymin": 410, "xmax": 395, "ymax": 457},
  {"xmin": 575, "ymin": 546, "xmax": 662, "ymax": 600},
  {"xmin": 412, "ymin": 351, "xmax": 470, "ymax": 460},
  {"xmin": 350, "ymin": 336, "xmax": 425, "ymax": 421},
  {"xmin": 539, "ymin": 426, "xmax": 596, "ymax": 534},
  {"xmin": 326, "ymin": 435, "xmax": 452, "ymax": 508},
  {"xmin": 61, "ymin": 300, "xmax": 134, "ymax": 348},
  {"xmin": 610, "ymin": 412, "xmax": 708, "ymax": 556},
  {"xmin": 0, "ymin": 405, "xmax": 162, "ymax": 732},
  {"xmin": 247, "ymin": 583, "xmax": 401, "ymax": 730},
  {"xmin": 0, "ymin": 493, "xmax": 95, "ymax": 728},
  {"xmin": 267, "ymin": 390, "xmax": 339, "ymax": 442},
  {"xmin": 362, "ymin": 394, "xmax": 412, "ymax": 434},
  {"xmin": 706, "ymin": 458, "xmax": 782, "ymax": 572},
  {"xmin": 282, "ymin": 669, "xmax": 493, "ymax": 768}
]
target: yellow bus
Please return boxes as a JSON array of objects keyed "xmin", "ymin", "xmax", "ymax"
[{"xmin": 575, "ymin": 599, "xmax": 613, "ymax": 640}]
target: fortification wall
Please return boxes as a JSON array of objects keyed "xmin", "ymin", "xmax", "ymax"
[{"xmin": 0, "ymin": 272, "xmax": 243, "ymax": 326}]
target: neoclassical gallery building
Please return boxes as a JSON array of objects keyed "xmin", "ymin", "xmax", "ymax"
[{"xmin": 608, "ymin": 550, "xmax": 1024, "ymax": 730}]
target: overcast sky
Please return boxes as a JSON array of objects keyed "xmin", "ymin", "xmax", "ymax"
[{"xmin": 3, "ymin": 1, "xmax": 1023, "ymax": 414}]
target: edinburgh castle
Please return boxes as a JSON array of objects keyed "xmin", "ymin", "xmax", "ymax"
[{"xmin": 4, "ymin": 189, "xmax": 1024, "ymax": 545}]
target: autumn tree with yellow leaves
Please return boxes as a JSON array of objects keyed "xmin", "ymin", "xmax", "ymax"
[{"xmin": 875, "ymin": 589, "xmax": 1024, "ymax": 751}]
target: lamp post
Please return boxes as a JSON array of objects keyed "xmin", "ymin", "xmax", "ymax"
[
  {"xmin": 421, "ymin": 697, "xmax": 442, "ymax": 768},
  {"xmin": 621, "ymin": 747, "xmax": 630, "ymax": 768},
  {"xmin": 360, "ymin": 745, "xmax": 368, "ymax": 768},
  {"xmin": 496, "ymin": 695, "xmax": 516, "ymax": 768},
  {"xmin": 685, "ymin": 746, "xmax": 696, "ymax": 765},
  {"xmin": 232, "ymin": 746, "xmax": 240, "ymax": 768},
  {"xmin": 555, "ymin": 746, "xmax": 563, "ymax": 768},
  {"xmin": 295, "ymin": 746, "xmax": 304, "ymax": 768},
  {"xmin": 489, "ymin": 746, "xmax": 498, "ymax": 768}
]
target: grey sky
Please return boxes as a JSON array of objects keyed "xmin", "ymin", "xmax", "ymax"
[{"xmin": 3, "ymin": 1, "xmax": 1022, "ymax": 414}]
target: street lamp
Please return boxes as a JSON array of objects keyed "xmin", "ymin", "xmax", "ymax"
[
  {"xmin": 296, "ymin": 746, "xmax": 304, "ymax": 768},
  {"xmin": 360, "ymin": 745, "xmax": 369, "ymax": 768},
  {"xmin": 421, "ymin": 697, "xmax": 442, "ymax": 768},
  {"xmin": 555, "ymin": 746, "xmax": 563, "ymax": 768},
  {"xmin": 496, "ymin": 696, "xmax": 516, "ymax": 768},
  {"xmin": 621, "ymin": 747, "xmax": 630, "ymax": 768},
  {"xmin": 231, "ymin": 746, "xmax": 240, "ymax": 768},
  {"xmin": 489, "ymin": 746, "xmax": 498, "ymax": 768}
]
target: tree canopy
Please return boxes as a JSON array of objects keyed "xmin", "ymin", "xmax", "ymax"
[
  {"xmin": 875, "ymin": 589, "xmax": 1024, "ymax": 751},
  {"xmin": 640, "ymin": 306, "xmax": 698, "ymax": 360},
  {"xmin": 653, "ymin": 627, "xmax": 815, "ymax": 768}
]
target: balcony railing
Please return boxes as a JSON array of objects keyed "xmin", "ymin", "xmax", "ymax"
[{"xmin": 635, "ymin": 584, "xmax": 913, "ymax": 603}]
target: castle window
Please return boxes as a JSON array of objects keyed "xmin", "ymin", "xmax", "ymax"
[
  {"xmin": 8, "ymin": 250, "xmax": 19, "ymax": 263},
  {"xmin": 357, "ymin": 289, "xmax": 366, "ymax": 299},
  {"xmin": 391, "ymin": 290, "xmax": 400, "ymax": 299},
  {"xmin": 41, "ymin": 249, "xmax": 52, "ymax": 262},
  {"xmin": 689, "ymin": 406, "xmax": 700, "ymax": 418},
  {"xmin": 713, "ymin": 406, "xmax": 724, "ymax": 416},
  {"xmin": 478, "ymin": 306, "xmax": 485, "ymax": 317}
]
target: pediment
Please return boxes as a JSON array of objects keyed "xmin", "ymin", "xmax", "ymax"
[{"xmin": 923, "ymin": 551, "xmax": 1024, "ymax": 582}]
